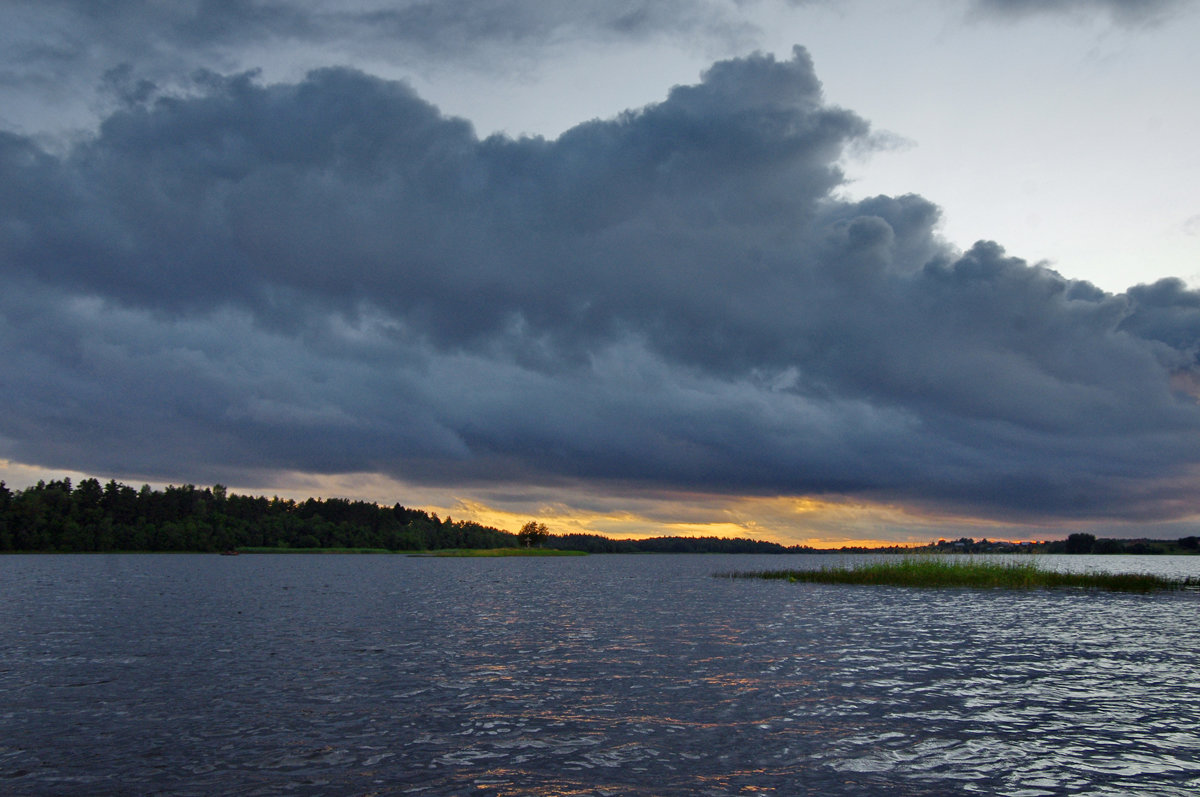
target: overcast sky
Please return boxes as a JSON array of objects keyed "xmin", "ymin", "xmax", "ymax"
[{"xmin": 3, "ymin": 0, "xmax": 1200, "ymax": 545}]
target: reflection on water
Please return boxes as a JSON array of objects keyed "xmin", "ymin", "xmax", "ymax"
[{"xmin": 2, "ymin": 553, "xmax": 1199, "ymax": 795}]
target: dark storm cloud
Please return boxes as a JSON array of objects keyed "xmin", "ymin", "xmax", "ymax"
[{"xmin": 4, "ymin": 47, "xmax": 1200, "ymax": 521}]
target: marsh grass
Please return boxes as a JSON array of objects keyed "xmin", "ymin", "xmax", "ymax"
[{"xmin": 718, "ymin": 556, "xmax": 1199, "ymax": 593}]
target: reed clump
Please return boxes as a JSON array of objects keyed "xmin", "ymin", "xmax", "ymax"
[{"xmin": 719, "ymin": 557, "xmax": 1198, "ymax": 593}]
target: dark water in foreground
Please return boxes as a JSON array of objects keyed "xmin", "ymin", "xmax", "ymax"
[{"xmin": 3, "ymin": 553, "xmax": 1200, "ymax": 796}]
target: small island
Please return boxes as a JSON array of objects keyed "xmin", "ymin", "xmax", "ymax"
[{"xmin": 720, "ymin": 557, "xmax": 1200, "ymax": 593}]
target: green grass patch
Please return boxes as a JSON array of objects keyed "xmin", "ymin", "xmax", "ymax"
[
  {"xmin": 411, "ymin": 547, "xmax": 587, "ymax": 557},
  {"xmin": 718, "ymin": 556, "xmax": 1198, "ymax": 593}
]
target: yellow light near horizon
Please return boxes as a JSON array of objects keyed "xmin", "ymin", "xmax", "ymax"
[
  {"xmin": 3, "ymin": 460, "xmax": 1123, "ymax": 548},
  {"xmin": 430, "ymin": 493, "xmax": 951, "ymax": 547},
  {"xmin": 439, "ymin": 498, "xmax": 650, "ymax": 537}
]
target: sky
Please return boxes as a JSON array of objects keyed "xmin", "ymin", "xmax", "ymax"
[{"xmin": 2, "ymin": 0, "xmax": 1200, "ymax": 546}]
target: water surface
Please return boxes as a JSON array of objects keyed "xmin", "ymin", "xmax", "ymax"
[{"xmin": 3, "ymin": 553, "xmax": 1199, "ymax": 795}]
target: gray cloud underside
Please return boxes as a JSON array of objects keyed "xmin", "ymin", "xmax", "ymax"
[
  {"xmin": 4, "ymin": 47, "xmax": 1200, "ymax": 521},
  {"xmin": 0, "ymin": 0, "xmax": 757, "ymax": 140},
  {"xmin": 1, "ymin": 0, "xmax": 751, "ymax": 86},
  {"xmin": 970, "ymin": 0, "xmax": 1188, "ymax": 24},
  {"xmin": 4, "ymin": 0, "xmax": 1175, "ymax": 135}
]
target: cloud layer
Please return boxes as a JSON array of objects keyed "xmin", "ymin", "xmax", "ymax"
[
  {"xmin": 0, "ymin": 0, "xmax": 754, "ymax": 135},
  {"xmin": 971, "ymin": 0, "xmax": 1187, "ymax": 25},
  {"xmin": 3, "ymin": 46, "xmax": 1200, "ymax": 522}
]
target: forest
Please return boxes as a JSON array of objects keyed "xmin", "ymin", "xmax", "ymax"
[
  {"xmin": 0, "ymin": 478, "xmax": 812, "ymax": 554},
  {"xmin": 0, "ymin": 478, "xmax": 510, "ymax": 553}
]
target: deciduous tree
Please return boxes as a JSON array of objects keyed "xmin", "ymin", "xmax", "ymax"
[{"xmin": 518, "ymin": 521, "xmax": 549, "ymax": 548}]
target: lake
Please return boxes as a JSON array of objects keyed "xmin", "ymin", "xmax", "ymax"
[{"xmin": 3, "ymin": 553, "xmax": 1199, "ymax": 795}]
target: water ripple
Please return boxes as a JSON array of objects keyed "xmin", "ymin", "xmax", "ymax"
[{"xmin": 2, "ymin": 554, "xmax": 1199, "ymax": 794}]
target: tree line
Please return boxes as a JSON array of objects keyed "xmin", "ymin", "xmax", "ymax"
[
  {"xmin": 0, "ymin": 478, "xmax": 813, "ymax": 554},
  {"xmin": 851, "ymin": 534, "xmax": 1200, "ymax": 555},
  {"xmin": 544, "ymin": 533, "xmax": 815, "ymax": 554},
  {"xmin": 0, "ymin": 478, "xmax": 514, "ymax": 553},
  {"xmin": 1054, "ymin": 532, "xmax": 1199, "ymax": 555},
  {"xmin": 4, "ymin": 478, "xmax": 1193, "ymax": 555}
]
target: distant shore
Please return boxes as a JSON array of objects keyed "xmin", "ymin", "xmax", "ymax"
[
  {"xmin": 225, "ymin": 547, "xmax": 587, "ymax": 556},
  {"xmin": 406, "ymin": 547, "xmax": 588, "ymax": 557},
  {"xmin": 4, "ymin": 478, "xmax": 1200, "ymax": 556}
]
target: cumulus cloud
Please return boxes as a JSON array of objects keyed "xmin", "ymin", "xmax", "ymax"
[{"xmin": 3, "ymin": 47, "xmax": 1200, "ymax": 522}]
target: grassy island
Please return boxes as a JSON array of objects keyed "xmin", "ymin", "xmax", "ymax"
[{"xmin": 719, "ymin": 557, "xmax": 1199, "ymax": 593}]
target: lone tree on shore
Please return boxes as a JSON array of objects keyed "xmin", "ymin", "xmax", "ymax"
[
  {"xmin": 518, "ymin": 521, "xmax": 549, "ymax": 548},
  {"xmin": 1065, "ymin": 532, "xmax": 1096, "ymax": 554}
]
